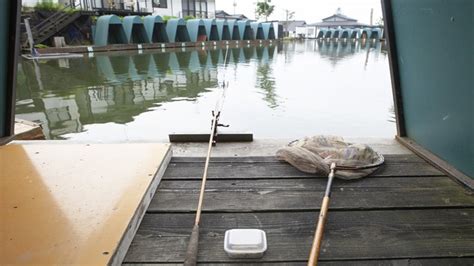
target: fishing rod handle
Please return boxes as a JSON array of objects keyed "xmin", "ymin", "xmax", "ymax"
[
  {"xmin": 184, "ymin": 224, "xmax": 200, "ymax": 266},
  {"xmin": 308, "ymin": 163, "xmax": 336, "ymax": 266},
  {"xmin": 308, "ymin": 196, "xmax": 330, "ymax": 266}
]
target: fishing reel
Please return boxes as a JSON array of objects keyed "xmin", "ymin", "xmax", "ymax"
[{"xmin": 211, "ymin": 111, "xmax": 229, "ymax": 146}]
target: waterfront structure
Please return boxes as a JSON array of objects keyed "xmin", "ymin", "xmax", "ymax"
[
  {"xmin": 144, "ymin": 15, "xmax": 168, "ymax": 43},
  {"xmin": 166, "ymin": 18, "xmax": 190, "ymax": 42},
  {"xmin": 123, "ymin": 16, "xmax": 150, "ymax": 43},
  {"xmin": 283, "ymin": 20, "xmax": 306, "ymax": 37},
  {"xmin": 300, "ymin": 9, "xmax": 383, "ymax": 39},
  {"xmin": 310, "ymin": 9, "xmax": 368, "ymax": 29},
  {"xmin": 94, "ymin": 15, "xmax": 128, "ymax": 46},
  {"xmin": 92, "ymin": 15, "xmax": 277, "ymax": 45},
  {"xmin": 215, "ymin": 19, "xmax": 231, "ymax": 40},
  {"xmin": 186, "ymin": 19, "xmax": 207, "ymax": 42}
]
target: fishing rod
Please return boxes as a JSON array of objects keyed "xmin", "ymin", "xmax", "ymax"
[
  {"xmin": 307, "ymin": 158, "xmax": 384, "ymax": 266},
  {"xmin": 183, "ymin": 47, "xmax": 230, "ymax": 266}
]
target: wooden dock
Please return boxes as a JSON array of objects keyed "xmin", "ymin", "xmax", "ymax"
[{"xmin": 124, "ymin": 154, "xmax": 474, "ymax": 264}]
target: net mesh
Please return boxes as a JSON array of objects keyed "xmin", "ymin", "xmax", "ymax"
[{"xmin": 276, "ymin": 135, "xmax": 384, "ymax": 180}]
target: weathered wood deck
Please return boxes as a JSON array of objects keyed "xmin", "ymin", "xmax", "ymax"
[{"xmin": 124, "ymin": 154, "xmax": 474, "ymax": 265}]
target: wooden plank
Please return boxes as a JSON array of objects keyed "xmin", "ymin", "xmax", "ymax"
[
  {"xmin": 148, "ymin": 177, "xmax": 474, "ymax": 212},
  {"xmin": 123, "ymin": 257, "xmax": 474, "ymax": 265},
  {"xmin": 163, "ymin": 161, "xmax": 444, "ymax": 179},
  {"xmin": 170, "ymin": 154, "xmax": 427, "ymax": 164},
  {"xmin": 124, "ymin": 209, "xmax": 474, "ymax": 263}
]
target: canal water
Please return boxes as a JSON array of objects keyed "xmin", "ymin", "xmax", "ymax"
[{"xmin": 16, "ymin": 40, "xmax": 395, "ymax": 141}]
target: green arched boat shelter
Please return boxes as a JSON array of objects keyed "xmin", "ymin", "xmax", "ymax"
[
  {"xmin": 123, "ymin": 16, "xmax": 149, "ymax": 44},
  {"xmin": 350, "ymin": 29, "xmax": 361, "ymax": 38},
  {"xmin": 144, "ymin": 15, "xmax": 168, "ymax": 43},
  {"xmin": 186, "ymin": 19, "xmax": 207, "ymax": 42},
  {"xmin": 361, "ymin": 28, "xmax": 372, "ymax": 39},
  {"xmin": 237, "ymin": 20, "xmax": 253, "ymax": 40},
  {"xmin": 340, "ymin": 29, "xmax": 351, "ymax": 38},
  {"xmin": 215, "ymin": 19, "xmax": 231, "ymax": 40},
  {"xmin": 251, "ymin": 22, "xmax": 265, "ymax": 40},
  {"xmin": 317, "ymin": 28, "xmax": 328, "ymax": 38},
  {"xmin": 166, "ymin": 18, "xmax": 190, "ymax": 43},
  {"xmin": 226, "ymin": 19, "xmax": 240, "ymax": 40},
  {"xmin": 369, "ymin": 28, "xmax": 382, "ymax": 39},
  {"xmin": 94, "ymin": 15, "xmax": 128, "ymax": 46},
  {"xmin": 330, "ymin": 28, "xmax": 340, "ymax": 39},
  {"xmin": 202, "ymin": 19, "xmax": 219, "ymax": 41},
  {"xmin": 262, "ymin": 22, "xmax": 275, "ymax": 40}
]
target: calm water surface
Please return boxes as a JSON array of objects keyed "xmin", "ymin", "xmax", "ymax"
[{"xmin": 16, "ymin": 40, "xmax": 395, "ymax": 141}]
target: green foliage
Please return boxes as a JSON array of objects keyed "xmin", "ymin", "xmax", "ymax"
[
  {"xmin": 184, "ymin": 15, "xmax": 195, "ymax": 21},
  {"xmin": 34, "ymin": 0, "xmax": 63, "ymax": 11},
  {"xmin": 376, "ymin": 17, "xmax": 384, "ymax": 26},
  {"xmin": 162, "ymin": 15, "xmax": 177, "ymax": 23},
  {"xmin": 34, "ymin": 0, "xmax": 77, "ymax": 13},
  {"xmin": 255, "ymin": 0, "xmax": 275, "ymax": 21},
  {"xmin": 34, "ymin": 44, "xmax": 49, "ymax": 48}
]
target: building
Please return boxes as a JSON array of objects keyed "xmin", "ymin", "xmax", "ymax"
[
  {"xmin": 283, "ymin": 20, "xmax": 306, "ymax": 37},
  {"xmin": 151, "ymin": 0, "xmax": 216, "ymax": 18},
  {"xmin": 309, "ymin": 8, "xmax": 368, "ymax": 29},
  {"xmin": 23, "ymin": 0, "xmax": 216, "ymax": 18},
  {"xmin": 215, "ymin": 10, "xmax": 248, "ymax": 20}
]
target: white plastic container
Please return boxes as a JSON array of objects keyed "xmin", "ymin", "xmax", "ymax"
[{"xmin": 223, "ymin": 229, "xmax": 267, "ymax": 258}]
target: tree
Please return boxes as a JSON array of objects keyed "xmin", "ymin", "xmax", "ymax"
[{"xmin": 255, "ymin": 0, "xmax": 275, "ymax": 21}]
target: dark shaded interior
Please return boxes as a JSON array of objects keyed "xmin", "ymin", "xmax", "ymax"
[
  {"xmin": 208, "ymin": 25, "xmax": 219, "ymax": 41},
  {"xmin": 221, "ymin": 26, "xmax": 231, "ymax": 40},
  {"xmin": 242, "ymin": 27, "xmax": 253, "ymax": 40},
  {"xmin": 350, "ymin": 31, "xmax": 359, "ymax": 38},
  {"xmin": 255, "ymin": 27, "xmax": 265, "ymax": 40},
  {"xmin": 231, "ymin": 26, "xmax": 240, "ymax": 40},
  {"xmin": 268, "ymin": 28, "xmax": 275, "ymax": 39},
  {"xmin": 197, "ymin": 26, "xmax": 207, "ymax": 41},
  {"xmin": 130, "ymin": 24, "xmax": 148, "ymax": 43},
  {"xmin": 341, "ymin": 31, "xmax": 349, "ymax": 38},
  {"xmin": 324, "ymin": 31, "xmax": 332, "ymax": 38},
  {"xmin": 370, "ymin": 31, "xmax": 379, "ymax": 39},
  {"xmin": 175, "ymin": 25, "xmax": 191, "ymax": 42},
  {"xmin": 333, "ymin": 31, "xmax": 340, "ymax": 38},
  {"xmin": 152, "ymin": 23, "xmax": 168, "ymax": 43},
  {"xmin": 107, "ymin": 25, "xmax": 127, "ymax": 44}
]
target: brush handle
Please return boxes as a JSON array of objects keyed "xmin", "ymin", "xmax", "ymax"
[{"xmin": 307, "ymin": 196, "xmax": 330, "ymax": 266}]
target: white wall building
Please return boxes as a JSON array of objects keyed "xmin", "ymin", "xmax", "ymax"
[
  {"xmin": 23, "ymin": 0, "xmax": 216, "ymax": 18},
  {"xmin": 151, "ymin": 0, "xmax": 216, "ymax": 18}
]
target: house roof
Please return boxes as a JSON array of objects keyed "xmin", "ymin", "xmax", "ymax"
[
  {"xmin": 322, "ymin": 14, "xmax": 357, "ymax": 22},
  {"xmin": 308, "ymin": 21, "xmax": 369, "ymax": 28},
  {"xmin": 283, "ymin": 20, "xmax": 306, "ymax": 31},
  {"xmin": 215, "ymin": 10, "xmax": 248, "ymax": 20}
]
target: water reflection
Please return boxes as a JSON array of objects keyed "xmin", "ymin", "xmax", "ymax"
[
  {"xmin": 16, "ymin": 40, "xmax": 394, "ymax": 140},
  {"xmin": 16, "ymin": 46, "xmax": 276, "ymax": 139}
]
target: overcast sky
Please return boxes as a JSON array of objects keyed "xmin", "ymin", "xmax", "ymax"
[{"xmin": 215, "ymin": 0, "xmax": 383, "ymax": 24}]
